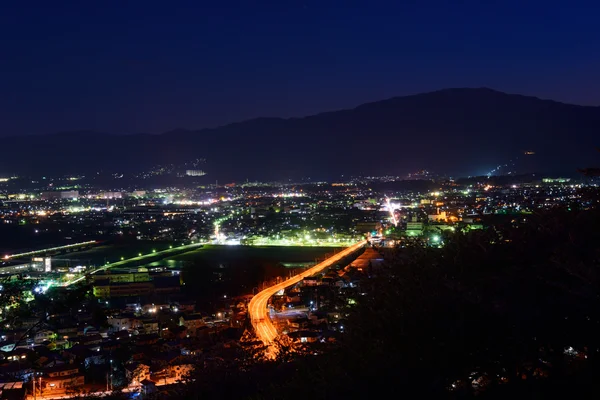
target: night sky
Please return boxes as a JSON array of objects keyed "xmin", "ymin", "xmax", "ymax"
[{"xmin": 1, "ymin": 1, "xmax": 599, "ymax": 137}]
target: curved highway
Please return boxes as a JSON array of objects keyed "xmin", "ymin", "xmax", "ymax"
[{"xmin": 248, "ymin": 240, "xmax": 367, "ymax": 344}]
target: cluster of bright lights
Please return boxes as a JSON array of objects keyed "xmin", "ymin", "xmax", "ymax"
[
  {"xmin": 385, "ymin": 197, "xmax": 398, "ymax": 226},
  {"xmin": 33, "ymin": 282, "xmax": 52, "ymax": 294},
  {"xmin": 172, "ymin": 199, "xmax": 217, "ymax": 206}
]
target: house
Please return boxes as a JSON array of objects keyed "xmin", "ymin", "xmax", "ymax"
[
  {"xmin": 74, "ymin": 334, "xmax": 102, "ymax": 346},
  {"xmin": 101, "ymin": 340, "xmax": 120, "ymax": 352},
  {"xmin": 287, "ymin": 330, "xmax": 320, "ymax": 343},
  {"xmin": 4, "ymin": 348, "xmax": 33, "ymax": 362},
  {"xmin": 125, "ymin": 303, "xmax": 142, "ymax": 313},
  {"xmin": 0, "ymin": 330, "xmax": 27, "ymax": 344},
  {"xmin": 84, "ymin": 350, "xmax": 106, "ymax": 367},
  {"xmin": 0, "ymin": 362, "xmax": 33, "ymax": 381},
  {"xmin": 180, "ymin": 347, "xmax": 201, "ymax": 357},
  {"xmin": 34, "ymin": 330, "xmax": 55, "ymax": 344},
  {"xmin": 179, "ymin": 314, "xmax": 205, "ymax": 336},
  {"xmin": 174, "ymin": 300, "xmax": 196, "ymax": 313},
  {"xmin": 308, "ymin": 312, "xmax": 328, "ymax": 326},
  {"xmin": 140, "ymin": 319, "xmax": 159, "ymax": 335},
  {"xmin": 18, "ymin": 317, "xmax": 40, "ymax": 330},
  {"xmin": 0, "ymin": 382, "xmax": 26, "ymax": 400},
  {"xmin": 111, "ymin": 330, "xmax": 131, "ymax": 342},
  {"xmin": 142, "ymin": 304, "xmax": 169, "ymax": 314},
  {"xmin": 322, "ymin": 277, "xmax": 345, "ymax": 287},
  {"xmin": 302, "ymin": 277, "xmax": 319, "ymax": 286},
  {"xmin": 140, "ymin": 379, "xmax": 157, "ymax": 396},
  {"xmin": 43, "ymin": 364, "xmax": 85, "ymax": 393},
  {"xmin": 56, "ymin": 326, "xmax": 78, "ymax": 340},
  {"xmin": 125, "ymin": 363, "xmax": 150, "ymax": 386},
  {"xmin": 132, "ymin": 334, "xmax": 160, "ymax": 346},
  {"xmin": 107, "ymin": 314, "xmax": 142, "ymax": 332},
  {"xmin": 167, "ymin": 364, "xmax": 194, "ymax": 381},
  {"xmin": 287, "ymin": 317, "xmax": 310, "ymax": 329}
]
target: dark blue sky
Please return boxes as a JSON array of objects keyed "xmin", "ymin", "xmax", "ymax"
[{"xmin": 1, "ymin": 0, "xmax": 599, "ymax": 136}]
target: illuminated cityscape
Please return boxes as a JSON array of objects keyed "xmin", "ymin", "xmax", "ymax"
[{"xmin": 0, "ymin": 170, "xmax": 598, "ymax": 397}]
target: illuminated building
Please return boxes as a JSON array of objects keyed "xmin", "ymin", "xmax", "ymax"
[
  {"xmin": 40, "ymin": 190, "xmax": 79, "ymax": 200},
  {"xmin": 185, "ymin": 170, "xmax": 206, "ymax": 177}
]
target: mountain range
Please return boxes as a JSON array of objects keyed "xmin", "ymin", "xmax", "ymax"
[{"xmin": 2, "ymin": 88, "xmax": 599, "ymax": 181}]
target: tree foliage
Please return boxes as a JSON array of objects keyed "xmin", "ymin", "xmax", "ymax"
[{"xmin": 259, "ymin": 208, "xmax": 600, "ymax": 399}]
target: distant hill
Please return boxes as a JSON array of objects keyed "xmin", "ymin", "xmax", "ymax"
[{"xmin": 2, "ymin": 88, "xmax": 599, "ymax": 181}]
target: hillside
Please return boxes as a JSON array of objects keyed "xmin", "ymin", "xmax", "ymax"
[{"xmin": 2, "ymin": 88, "xmax": 599, "ymax": 180}]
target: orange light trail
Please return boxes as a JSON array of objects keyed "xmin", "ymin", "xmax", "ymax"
[{"xmin": 248, "ymin": 240, "xmax": 367, "ymax": 346}]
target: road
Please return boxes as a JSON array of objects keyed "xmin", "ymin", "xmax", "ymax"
[
  {"xmin": 248, "ymin": 240, "xmax": 366, "ymax": 344},
  {"xmin": 64, "ymin": 242, "xmax": 206, "ymax": 286}
]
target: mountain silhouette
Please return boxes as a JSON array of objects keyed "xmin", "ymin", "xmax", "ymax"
[{"xmin": 1, "ymin": 88, "xmax": 598, "ymax": 181}]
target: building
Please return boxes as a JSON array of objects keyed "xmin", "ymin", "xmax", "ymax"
[
  {"xmin": 0, "ymin": 382, "xmax": 26, "ymax": 400},
  {"xmin": 126, "ymin": 363, "xmax": 150, "ymax": 386},
  {"xmin": 428, "ymin": 211, "xmax": 448, "ymax": 222},
  {"xmin": 355, "ymin": 222, "xmax": 381, "ymax": 234},
  {"xmin": 107, "ymin": 315, "xmax": 143, "ymax": 332},
  {"xmin": 141, "ymin": 319, "xmax": 159, "ymax": 335},
  {"xmin": 92, "ymin": 272, "xmax": 180, "ymax": 298},
  {"xmin": 179, "ymin": 314, "xmax": 205, "ymax": 336},
  {"xmin": 99, "ymin": 192, "xmax": 122, "ymax": 199},
  {"xmin": 91, "ymin": 272, "xmax": 150, "ymax": 284},
  {"xmin": 349, "ymin": 248, "xmax": 384, "ymax": 271},
  {"xmin": 34, "ymin": 330, "xmax": 55, "ymax": 344},
  {"xmin": 406, "ymin": 221, "xmax": 423, "ymax": 235},
  {"xmin": 185, "ymin": 170, "xmax": 206, "ymax": 177},
  {"xmin": 42, "ymin": 364, "xmax": 85, "ymax": 394},
  {"xmin": 153, "ymin": 275, "xmax": 181, "ymax": 295},
  {"xmin": 93, "ymin": 281, "xmax": 154, "ymax": 298},
  {"xmin": 40, "ymin": 191, "xmax": 79, "ymax": 200}
]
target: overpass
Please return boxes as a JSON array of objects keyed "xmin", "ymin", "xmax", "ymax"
[{"xmin": 248, "ymin": 240, "xmax": 367, "ymax": 345}]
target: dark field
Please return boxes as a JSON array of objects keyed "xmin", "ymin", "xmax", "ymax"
[{"xmin": 168, "ymin": 245, "xmax": 342, "ymax": 265}]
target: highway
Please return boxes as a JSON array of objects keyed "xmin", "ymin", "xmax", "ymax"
[{"xmin": 248, "ymin": 240, "xmax": 366, "ymax": 345}]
